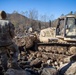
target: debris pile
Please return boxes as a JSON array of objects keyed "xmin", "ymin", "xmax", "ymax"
[{"xmin": 0, "ymin": 33, "xmax": 76, "ymax": 75}]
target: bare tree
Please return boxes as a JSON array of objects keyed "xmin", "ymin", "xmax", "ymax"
[
  {"xmin": 40, "ymin": 14, "xmax": 47, "ymax": 22},
  {"xmin": 12, "ymin": 10, "xmax": 18, "ymax": 14},
  {"xmin": 50, "ymin": 14, "xmax": 54, "ymax": 21},
  {"xmin": 25, "ymin": 11, "xmax": 29, "ymax": 17},
  {"xmin": 28, "ymin": 9, "xmax": 39, "ymax": 31},
  {"xmin": 21, "ymin": 11, "xmax": 25, "ymax": 15},
  {"xmin": 29, "ymin": 9, "xmax": 38, "ymax": 20},
  {"xmin": 61, "ymin": 14, "xmax": 64, "ymax": 16}
]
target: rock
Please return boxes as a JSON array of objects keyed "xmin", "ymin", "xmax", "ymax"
[
  {"xmin": 8, "ymin": 62, "xmax": 22, "ymax": 70},
  {"xmin": 20, "ymin": 56, "xmax": 27, "ymax": 61},
  {"xmin": 63, "ymin": 56, "xmax": 71, "ymax": 63},
  {"xmin": 47, "ymin": 60, "xmax": 51, "ymax": 65},
  {"xmin": 41, "ymin": 67, "xmax": 57, "ymax": 75},
  {"xmin": 19, "ymin": 61, "xmax": 30, "ymax": 69},
  {"xmin": 25, "ymin": 69, "xmax": 39, "ymax": 75},
  {"xmin": 69, "ymin": 46, "xmax": 76, "ymax": 55},
  {"xmin": 14, "ymin": 37, "xmax": 25, "ymax": 47},
  {"xmin": 41, "ymin": 63, "xmax": 49, "ymax": 68},
  {"xmin": 18, "ymin": 52, "xmax": 28, "ymax": 61},
  {"xmin": 54, "ymin": 61, "xmax": 58, "ymax": 66},
  {"xmin": 21, "ymin": 51, "xmax": 26, "ymax": 56},
  {"xmin": 30, "ymin": 58, "xmax": 42, "ymax": 68},
  {"xmin": 70, "ymin": 55, "xmax": 76, "ymax": 61},
  {"xmin": 36, "ymin": 53, "xmax": 42, "ymax": 58},
  {"xmin": 59, "ymin": 61, "xmax": 76, "ymax": 75},
  {"xmin": 5, "ymin": 69, "xmax": 31, "ymax": 75},
  {"xmin": 0, "ymin": 66, "xmax": 4, "ymax": 75},
  {"xmin": 14, "ymin": 34, "xmax": 36, "ymax": 49},
  {"xmin": 42, "ymin": 54, "xmax": 48, "ymax": 60}
]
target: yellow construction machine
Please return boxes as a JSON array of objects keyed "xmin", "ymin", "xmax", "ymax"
[{"xmin": 36, "ymin": 14, "xmax": 76, "ymax": 55}]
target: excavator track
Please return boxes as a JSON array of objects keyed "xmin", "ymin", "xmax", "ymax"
[{"xmin": 36, "ymin": 41, "xmax": 76, "ymax": 55}]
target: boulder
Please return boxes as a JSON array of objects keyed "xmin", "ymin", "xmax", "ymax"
[
  {"xmin": 13, "ymin": 34, "xmax": 37, "ymax": 49},
  {"xmin": 5, "ymin": 69, "xmax": 31, "ymax": 75},
  {"xmin": 69, "ymin": 46, "xmax": 76, "ymax": 55},
  {"xmin": 0, "ymin": 66, "xmax": 4, "ymax": 75},
  {"xmin": 63, "ymin": 56, "xmax": 71, "ymax": 63},
  {"xmin": 30, "ymin": 58, "xmax": 42, "ymax": 68},
  {"xmin": 42, "ymin": 54, "xmax": 48, "ymax": 60},
  {"xmin": 41, "ymin": 67, "xmax": 57, "ymax": 75},
  {"xmin": 59, "ymin": 61, "xmax": 76, "ymax": 75}
]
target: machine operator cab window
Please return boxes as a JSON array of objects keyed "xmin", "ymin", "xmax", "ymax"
[
  {"xmin": 64, "ymin": 15, "xmax": 76, "ymax": 38},
  {"xmin": 56, "ymin": 17, "xmax": 64, "ymax": 38}
]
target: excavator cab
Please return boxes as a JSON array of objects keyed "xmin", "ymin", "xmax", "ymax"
[{"xmin": 56, "ymin": 14, "xmax": 76, "ymax": 41}]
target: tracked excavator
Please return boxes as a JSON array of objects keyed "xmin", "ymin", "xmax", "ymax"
[{"xmin": 36, "ymin": 14, "xmax": 76, "ymax": 55}]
